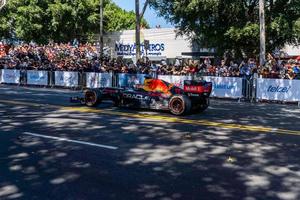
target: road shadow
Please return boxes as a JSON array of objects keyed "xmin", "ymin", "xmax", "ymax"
[{"xmin": 0, "ymin": 91, "xmax": 300, "ymax": 199}]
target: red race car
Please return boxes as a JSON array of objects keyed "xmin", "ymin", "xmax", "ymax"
[{"xmin": 71, "ymin": 78, "xmax": 212, "ymax": 116}]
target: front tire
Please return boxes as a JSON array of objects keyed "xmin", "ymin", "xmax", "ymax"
[
  {"xmin": 169, "ymin": 95, "xmax": 191, "ymax": 115},
  {"xmin": 84, "ymin": 90, "xmax": 101, "ymax": 107}
]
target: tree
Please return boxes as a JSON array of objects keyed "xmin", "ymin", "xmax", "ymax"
[
  {"xmin": 46, "ymin": 0, "xmax": 101, "ymax": 43},
  {"xmin": 0, "ymin": 0, "xmax": 149, "ymax": 44},
  {"xmin": 0, "ymin": 0, "xmax": 49, "ymax": 43},
  {"xmin": 104, "ymin": 2, "xmax": 148, "ymax": 32},
  {"xmin": 150, "ymin": 0, "xmax": 300, "ymax": 58}
]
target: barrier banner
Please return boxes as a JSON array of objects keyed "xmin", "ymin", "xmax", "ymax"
[
  {"xmin": 86, "ymin": 73, "xmax": 113, "ymax": 88},
  {"xmin": 0, "ymin": 69, "xmax": 20, "ymax": 84},
  {"xmin": 202, "ymin": 76, "xmax": 243, "ymax": 98},
  {"xmin": 256, "ymin": 78, "xmax": 300, "ymax": 102},
  {"xmin": 55, "ymin": 71, "xmax": 78, "ymax": 87},
  {"xmin": 158, "ymin": 75, "xmax": 192, "ymax": 89},
  {"xmin": 118, "ymin": 74, "xmax": 146, "ymax": 88},
  {"xmin": 27, "ymin": 70, "xmax": 48, "ymax": 85}
]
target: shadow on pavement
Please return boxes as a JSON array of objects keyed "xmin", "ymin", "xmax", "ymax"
[{"xmin": 0, "ymin": 88, "xmax": 300, "ymax": 200}]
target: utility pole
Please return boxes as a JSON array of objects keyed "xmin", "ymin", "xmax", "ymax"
[
  {"xmin": 99, "ymin": 0, "xmax": 104, "ymax": 61},
  {"xmin": 135, "ymin": 0, "xmax": 149, "ymax": 62},
  {"xmin": 135, "ymin": 0, "xmax": 141, "ymax": 61},
  {"xmin": 259, "ymin": 0, "xmax": 266, "ymax": 66}
]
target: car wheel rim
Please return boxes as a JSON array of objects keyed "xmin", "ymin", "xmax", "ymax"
[
  {"xmin": 171, "ymin": 98, "xmax": 184, "ymax": 114},
  {"xmin": 86, "ymin": 91, "xmax": 96, "ymax": 105}
]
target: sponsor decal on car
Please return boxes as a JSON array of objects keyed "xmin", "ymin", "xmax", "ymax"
[
  {"xmin": 123, "ymin": 93, "xmax": 150, "ymax": 100},
  {"xmin": 184, "ymin": 86, "xmax": 204, "ymax": 93}
]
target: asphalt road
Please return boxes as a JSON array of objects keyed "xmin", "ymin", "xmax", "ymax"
[{"xmin": 0, "ymin": 85, "xmax": 300, "ymax": 200}]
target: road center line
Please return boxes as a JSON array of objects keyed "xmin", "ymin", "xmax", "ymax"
[
  {"xmin": 22, "ymin": 132, "xmax": 118, "ymax": 150},
  {"xmin": 62, "ymin": 106, "xmax": 300, "ymax": 136},
  {"xmin": 1, "ymin": 99, "xmax": 299, "ymax": 136}
]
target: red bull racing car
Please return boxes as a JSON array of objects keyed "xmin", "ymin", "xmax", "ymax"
[{"xmin": 71, "ymin": 77, "xmax": 212, "ymax": 116}]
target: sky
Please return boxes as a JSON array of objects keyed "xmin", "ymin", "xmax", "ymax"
[{"xmin": 112, "ymin": 0, "xmax": 173, "ymax": 28}]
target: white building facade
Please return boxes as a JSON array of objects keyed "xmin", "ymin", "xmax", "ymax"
[
  {"xmin": 282, "ymin": 45, "xmax": 300, "ymax": 57},
  {"xmin": 103, "ymin": 28, "xmax": 299, "ymax": 60},
  {"xmin": 103, "ymin": 28, "xmax": 211, "ymax": 60}
]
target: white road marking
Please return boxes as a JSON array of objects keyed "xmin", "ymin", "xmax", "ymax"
[{"xmin": 23, "ymin": 132, "xmax": 118, "ymax": 150}]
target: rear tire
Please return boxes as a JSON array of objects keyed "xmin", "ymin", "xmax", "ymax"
[
  {"xmin": 169, "ymin": 95, "xmax": 191, "ymax": 115},
  {"xmin": 84, "ymin": 90, "xmax": 101, "ymax": 107},
  {"xmin": 197, "ymin": 98, "xmax": 209, "ymax": 112}
]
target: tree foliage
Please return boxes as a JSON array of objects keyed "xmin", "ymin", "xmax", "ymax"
[
  {"xmin": 0, "ymin": 0, "xmax": 149, "ymax": 43},
  {"xmin": 150, "ymin": 0, "xmax": 300, "ymax": 58},
  {"xmin": 104, "ymin": 2, "xmax": 148, "ymax": 32}
]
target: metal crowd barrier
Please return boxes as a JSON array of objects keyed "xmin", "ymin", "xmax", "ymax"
[
  {"xmin": 1, "ymin": 69, "xmax": 300, "ymax": 105},
  {"xmin": 0, "ymin": 68, "xmax": 255, "ymax": 100},
  {"xmin": 242, "ymin": 75, "xmax": 254, "ymax": 101}
]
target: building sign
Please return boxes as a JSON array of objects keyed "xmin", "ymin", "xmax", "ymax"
[{"xmin": 115, "ymin": 43, "xmax": 165, "ymax": 56}]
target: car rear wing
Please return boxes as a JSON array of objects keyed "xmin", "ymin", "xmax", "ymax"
[{"xmin": 183, "ymin": 80, "xmax": 212, "ymax": 95}]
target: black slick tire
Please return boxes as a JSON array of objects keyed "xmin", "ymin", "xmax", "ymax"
[
  {"xmin": 169, "ymin": 95, "xmax": 191, "ymax": 115},
  {"xmin": 84, "ymin": 89, "xmax": 101, "ymax": 107}
]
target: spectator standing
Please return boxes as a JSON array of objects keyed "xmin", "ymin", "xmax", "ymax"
[
  {"xmin": 204, "ymin": 57, "xmax": 211, "ymax": 66},
  {"xmin": 240, "ymin": 60, "xmax": 251, "ymax": 97}
]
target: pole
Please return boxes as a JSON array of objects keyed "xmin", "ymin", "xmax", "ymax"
[
  {"xmin": 135, "ymin": 0, "xmax": 141, "ymax": 62},
  {"xmin": 259, "ymin": 0, "xmax": 266, "ymax": 66},
  {"xmin": 140, "ymin": 0, "xmax": 149, "ymax": 19},
  {"xmin": 0, "ymin": 0, "xmax": 6, "ymax": 11},
  {"xmin": 99, "ymin": 0, "xmax": 104, "ymax": 61},
  {"xmin": 146, "ymin": 48, "xmax": 148, "ymax": 58}
]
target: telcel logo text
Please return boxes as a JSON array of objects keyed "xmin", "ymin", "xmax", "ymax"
[{"xmin": 267, "ymin": 85, "xmax": 291, "ymax": 93}]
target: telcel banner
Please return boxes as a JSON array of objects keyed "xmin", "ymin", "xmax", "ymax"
[
  {"xmin": 27, "ymin": 70, "xmax": 48, "ymax": 85},
  {"xmin": 202, "ymin": 76, "xmax": 243, "ymax": 98},
  {"xmin": 55, "ymin": 71, "xmax": 78, "ymax": 87},
  {"xmin": 86, "ymin": 73, "xmax": 113, "ymax": 88},
  {"xmin": 0, "ymin": 69, "xmax": 20, "ymax": 84},
  {"xmin": 118, "ymin": 74, "xmax": 146, "ymax": 88},
  {"xmin": 158, "ymin": 75, "xmax": 192, "ymax": 89},
  {"xmin": 256, "ymin": 78, "xmax": 300, "ymax": 102}
]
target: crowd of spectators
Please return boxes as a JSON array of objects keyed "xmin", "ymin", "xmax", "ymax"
[
  {"xmin": 0, "ymin": 43, "xmax": 299, "ymax": 79},
  {"xmin": 0, "ymin": 43, "xmax": 100, "ymax": 71}
]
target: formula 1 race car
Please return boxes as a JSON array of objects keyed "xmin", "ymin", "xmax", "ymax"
[{"xmin": 71, "ymin": 78, "xmax": 212, "ymax": 116}]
